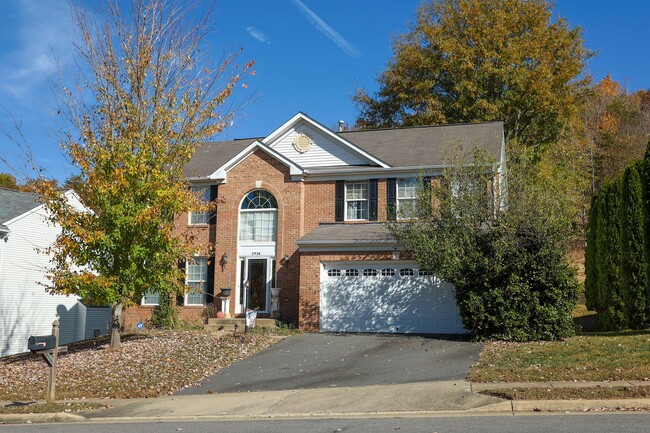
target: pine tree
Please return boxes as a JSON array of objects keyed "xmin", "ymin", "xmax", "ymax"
[
  {"xmin": 595, "ymin": 180, "xmax": 626, "ymax": 330},
  {"xmin": 620, "ymin": 163, "xmax": 648, "ymax": 328}
]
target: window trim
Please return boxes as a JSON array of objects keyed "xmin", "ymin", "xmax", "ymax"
[
  {"xmin": 185, "ymin": 257, "xmax": 208, "ymax": 306},
  {"xmin": 189, "ymin": 186, "xmax": 211, "ymax": 225},
  {"xmin": 396, "ymin": 177, "xmax": 419, "ymax": 219},
  {"xmin": 344, "ymin": 180, "xmax": 369, "ymax": 221}
]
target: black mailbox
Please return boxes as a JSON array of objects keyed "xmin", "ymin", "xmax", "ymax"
[{"xmin": 28, "ymin": 335, "xmax": 56, "ymax": 352}]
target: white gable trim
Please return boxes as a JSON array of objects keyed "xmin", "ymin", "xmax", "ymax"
[
  {"xmin": 208, "ymin": 140, "xmax": 304, "ymax": 182},
  {"xmin": 262, "ymin": 113, "xmax": 390, "ymax": 168}
]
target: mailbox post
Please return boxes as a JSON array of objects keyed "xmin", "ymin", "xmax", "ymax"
[{"xmin": 28, "ymin": 320, "xmax": 60, "ymax": 403}]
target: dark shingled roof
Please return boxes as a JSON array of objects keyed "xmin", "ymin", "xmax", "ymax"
[
  {"xmin": 296, "ymin": 223, "xmax": 396, "ymax": 245},
  {"xmin": 338, "ymin": 121, "xmax": 504, "ymax": 167},
  {"xmin": 183, "ymin": 138, "xmax": 260, "ymax": 178},
  {"xmin": 0, "ymin": 188, "xmax": 40, "ymax": 229},
  {"xmin": 183, "ymin": 121, "xmax": 504, "ymax": 178}
]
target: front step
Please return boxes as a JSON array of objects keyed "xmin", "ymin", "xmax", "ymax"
[{"xmin": 205, "ymin": 318, "xmax": 279, "ymax": 332}]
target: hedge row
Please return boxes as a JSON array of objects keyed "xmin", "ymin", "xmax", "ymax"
[{"xmin": 584, "ymin": 142, "xmax": 650, "ymax": 330}]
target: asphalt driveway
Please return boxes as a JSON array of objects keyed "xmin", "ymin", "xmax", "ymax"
[{"xmin": 178, "ymin": 333, "xmax": 483, "ymax": 395}]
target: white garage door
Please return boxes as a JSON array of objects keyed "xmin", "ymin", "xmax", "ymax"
[{"xmin": 320, "ymin": 261, "xmax": 466, "ymax": 334}]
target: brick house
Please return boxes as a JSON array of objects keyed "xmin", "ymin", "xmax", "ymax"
[{"xmin": 124, "ymin": 112, "xmax": 505, "ymax": 334}]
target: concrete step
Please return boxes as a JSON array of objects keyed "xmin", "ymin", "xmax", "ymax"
[{"xmin": 205, "ymin": 318, "xmax": 279, "ymax": 332}]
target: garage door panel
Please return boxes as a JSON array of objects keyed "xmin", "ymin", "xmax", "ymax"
[{"xmin": 321, "ymin": 262, "xmax": 466, "ymax": 334}]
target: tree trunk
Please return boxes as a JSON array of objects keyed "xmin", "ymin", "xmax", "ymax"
[{"xmin": 110, "ymin": 302, "xmax": 123, "ymax": 349}]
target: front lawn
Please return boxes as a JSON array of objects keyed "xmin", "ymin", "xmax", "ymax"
[
  {"xmin": 0, "ymin": 330, "xmax": 280, "ymax": 401},
  {"xmin": 469, "ymin": 332, "xmax": 650, "ymax": 383}
]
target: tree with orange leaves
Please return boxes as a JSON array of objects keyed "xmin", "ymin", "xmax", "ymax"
[{"xmin": 32, "ymin": 0, "xmax": 253, "ymax": 349}]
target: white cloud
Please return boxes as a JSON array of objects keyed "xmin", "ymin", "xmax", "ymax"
[
  {"xmin": 246, "ymin": 26, "xmax": 270, "ymax": 44},
  {"xmin": 0, "ymin": 0, "xmax": 74, "ymax": 102},
  {"xmin": 289, "ymin": 0, "xmax": 361, "ymax": 58}
]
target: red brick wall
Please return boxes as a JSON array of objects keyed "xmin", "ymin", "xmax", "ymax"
[{"xmin": 125, "ymin": 150, "xmax": 405, "ymax": 331}]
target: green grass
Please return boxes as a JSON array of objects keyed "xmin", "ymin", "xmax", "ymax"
[
  {"xmin": 482, "ymin": 385, "xmax": 650, "ymax": 400},
  {"xmin": 469, "ymin": 332, "xmax": 650, "ymax": 383},
  {"xmin": 0, "ymin": 402, "xmax": 104, "ymax": 414}
]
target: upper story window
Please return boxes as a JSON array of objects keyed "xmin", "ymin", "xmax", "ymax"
[
  {"xmin": 239, "ymin": 190, "xmax": 278, "ymax": 242},
  {"xmin": 397, "ymin": 178, "xmax": 419, "ymax": 219},
  {"xmin": 189, "ymin": 186, "xmax": 210, "ymax": 225},
  {"xmin": 345, "ymin": 181, "xmax": 369, "ymax": 220}
]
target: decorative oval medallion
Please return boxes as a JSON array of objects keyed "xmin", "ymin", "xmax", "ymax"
[{"xmin": 293, "ymin": 133, "xmax": 313, "ymax": 153}]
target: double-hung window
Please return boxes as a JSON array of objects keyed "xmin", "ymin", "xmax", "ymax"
[
  {"xmin": 186, "ymin": 257, "xmax": 208, "ymax": 305},
  {"xmin": 397, "ymin": 178, "xmax": 419, "ymax": 218},
  {"xmin": 345, "ymin": 181, "xmax": 369, "ymax": 220},
  {"xmin": 142, "ymin": 291, "xmax": 160, "ymax": 306},
  {"xmin": 189, "ymin": 186, "xmax": 210, "ymax": 225}
]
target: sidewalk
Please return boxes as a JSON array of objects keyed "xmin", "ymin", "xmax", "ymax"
[{"xmin": 1, "ymin": 380, "xmax": 649, "ymax": 424}]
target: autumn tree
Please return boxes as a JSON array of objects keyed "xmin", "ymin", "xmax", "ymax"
[
  {"xmin": 355, "ymin": 0, "xmax": 591, "ymax": 152},
  {"xmin": 32, "ymin": 0, "xmax": 252, "ymax": 348},
  {"xmin": 0, "ymin": 173, "xmax": 19, "ymax": 190},
  {"xmin": 582, "ymin": 74, "xmax": 650, "ymax": 191}
]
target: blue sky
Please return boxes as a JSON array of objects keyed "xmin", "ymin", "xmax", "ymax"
[{"xmin": 1, "ymin": 0, "xmax": 649, "ymax": 182}]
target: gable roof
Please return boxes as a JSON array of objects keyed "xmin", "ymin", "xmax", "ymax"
[
  {"xmin": 338, "ymin": 121, "xmax": 504, "ymax": 167},
  {"xmin": 0, "ymin": 188, "xmax": 40, "ymax": 229},
  {"xmin": 263, "ymin": 112, "xmax": 390, "ymax": 168},
  {"xmin": 184, "ymin": 138, "xmax": 260, "ymax": 179},
  {"xmin": 183, "ymin": 115, "xmax": 505, "ymax": 179}
]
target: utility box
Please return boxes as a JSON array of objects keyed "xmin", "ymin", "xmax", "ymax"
[{"xmin": 28, "ymin": 335, "xmax": 56, "ymax": 352}]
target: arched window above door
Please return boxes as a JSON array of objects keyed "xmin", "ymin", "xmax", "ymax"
[
  {"xmin": 241, "ymin": 190, "xmax": 278, "ymax": 210},
  {"xmin": 239, "ymin": 190, "xmax": 278, "ymax": 242}
]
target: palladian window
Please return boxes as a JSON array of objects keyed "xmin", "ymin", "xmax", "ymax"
[{"xmin": 239, "ymin": 190, "xmax": 278, "ymax": 242}]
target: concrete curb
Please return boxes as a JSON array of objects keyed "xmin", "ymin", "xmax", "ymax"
[{"xmin": 3, "ymin": 399, "xmax": 650, "ymax": 424}]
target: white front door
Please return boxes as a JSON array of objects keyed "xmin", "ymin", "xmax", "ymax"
[{"xmin": 237, "ymin": 257, "xmax": 276, "ymax": 314}]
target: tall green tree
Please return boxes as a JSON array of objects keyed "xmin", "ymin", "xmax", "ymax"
[
  {"xmin": 620, "ymin": 163, "xmax": 648, "ymax": 328},
  {"xmin": 32, "ymin": 0, "xmax": 252, "ymax": 348},
  {"xmin": 595, "ymin": 180, "xmax": 626, "ymax": 330},
  {"xmin": 355, "ymin": 0, "xmax": 591, "ymax": 152}
]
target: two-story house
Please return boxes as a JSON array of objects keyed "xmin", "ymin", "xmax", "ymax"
[{"xmin": 125, "ymin": 112, "xmax": 505, "ymax": 334}]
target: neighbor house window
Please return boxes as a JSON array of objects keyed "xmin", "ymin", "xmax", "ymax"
[
  {"xmin": 186, "ymin": 257, "xmax": 208, "ymax": 305},
  {"xmin": 345, "ymin": 181, "xmax": 369, "ymax": 220},
  {"xmin": 397, "ymin": 178, "xmax": 419, "ymax": 218},
  {"xmin": 142, "ymin": 291, "xmax": 160, "ymax": 305},
  {"xmin": 189, "ymin": 186, "xmax": 210, "ymax": 225},
  {"xmin": 239, "ymin": 190, "xmax": 278, "ymax": 242}
]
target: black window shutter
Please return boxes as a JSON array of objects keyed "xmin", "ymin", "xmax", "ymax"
[
  {"xmin": 206, "ymin": 256, "xmax": 215, "ymax": 303},
  {"xmin": 387, "ymin": 178, "xmax": 397, "ymax": 220},
  {"xmin": 423, "ymin": 176, "xmax": 433, "ymax": 191},
  {"xmin": 369, "ymin": 179, "xmax": 378, "ymax": 221},
  {"xmin": 208, "ymin": 185, "xmax": 218, "ymax": 225},
  {"xmin": 176, "ymin": 259, "xmax": 186, "ymax": 306},
  {"xmin": 335, "ymin": 180, "xmax": 345, "ymax": 222}
]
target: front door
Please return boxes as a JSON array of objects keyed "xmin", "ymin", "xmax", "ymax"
[{"xmin": 246, "ymin": 258, "xmax": 268, "ymax": 311}]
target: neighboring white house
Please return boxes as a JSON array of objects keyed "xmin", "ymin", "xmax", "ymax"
[{"xmin": 0, "ymin": 187, "xmax": 110, "ymax": 357}]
